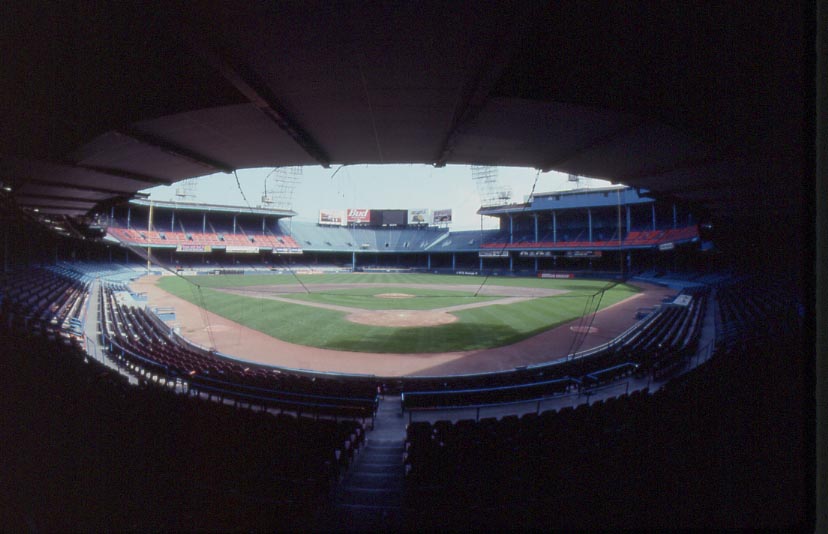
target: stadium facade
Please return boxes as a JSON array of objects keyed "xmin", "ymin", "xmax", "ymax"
[{"xmin": 103, "ymin": 185, "xmax": 702, "ymax": 277}]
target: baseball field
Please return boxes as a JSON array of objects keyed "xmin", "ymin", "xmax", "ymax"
[{"xmin": 157, "ymin": 273, "xmax": 640, "ymax": 354}]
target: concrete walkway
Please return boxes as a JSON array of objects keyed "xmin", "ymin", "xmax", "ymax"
[{"xmin": 82, "ymin": 280, "xmax": 140, "ymax": 384}]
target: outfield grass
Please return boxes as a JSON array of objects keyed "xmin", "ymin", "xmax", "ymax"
[{"xmin": 157, "ymin": 274, "xmax": 639, "ymax": 353}]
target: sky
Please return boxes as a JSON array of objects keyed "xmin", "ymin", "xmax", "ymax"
[{"xmin": 143, "ymin": 165, "xmax": 613, "ymax": 231}]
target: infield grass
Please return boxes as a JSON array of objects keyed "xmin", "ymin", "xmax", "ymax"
[
  {"xmin": 277, "ymin": 286, "xmax": 501, "ymax": 310},
  {"xmin": 157, "ymin": 273, "xmax": 639, "ymax": 353}
]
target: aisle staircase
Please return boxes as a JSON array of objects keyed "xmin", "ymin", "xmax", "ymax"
[{"xmin": 316, "ymin": 395, "xmax": 407, "ymax": 531}]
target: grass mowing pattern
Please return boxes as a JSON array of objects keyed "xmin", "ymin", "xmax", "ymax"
[{"xmin": 158, "ymin": 274, "xmax": 639, "ymax": 353}]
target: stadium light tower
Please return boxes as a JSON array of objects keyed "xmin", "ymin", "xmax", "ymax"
[
  {"xmin": 471, "ymin": 165, "xmax": 511, "ymax": 207},
  {"xmin": 567, "ymin": 173, "xmax": 583, "ymax": 189},
  {"xmin": 261, "ymin": 167, "xmax": 302, "ymax": 210},
  {"xmin": 174, "ymin": 178, "xmax": 198, "ymax": 202}
]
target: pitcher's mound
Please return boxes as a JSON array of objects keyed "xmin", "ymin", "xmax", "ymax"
[
  {"xmin": 375, "ymin": 293, "xmax": 414, "ymax": 299},
  {"xmin": 347, "ymin": 310, "xmax": 457, "ymax": 327}
]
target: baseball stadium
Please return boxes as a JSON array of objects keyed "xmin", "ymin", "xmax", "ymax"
[{"xmin": 0, "ymin": 4, "xmax": 817, "ymax": 532}]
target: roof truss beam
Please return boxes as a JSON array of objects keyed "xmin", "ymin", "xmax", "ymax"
[
  {"xmin": 116, "ymin": 127, "xmax": 235, "ymax": 173},
  {"xmin": 19, "ymin": 202, "xmax": 93, "ymax": 212},
  {"xmin": 72, "ymin": 163, "xmax": 174, "ymax": 185},
  {"xmin": 16, "ymin": 178, "xmax": 134, "ymax": 196},
  {"xmin": 13, "ymin": 192, "xmax": 101, "ymax": 204},
  {"xmin": 185, "ymin": 31, "xmax": 331, "ymax": 168},
  {"xmin": 540, "ymin": 120, "xmax": 644, "ymax": 173},
  {"xmin": 433, "ymin": 7, "xmax": 536, "ymax": 167}
]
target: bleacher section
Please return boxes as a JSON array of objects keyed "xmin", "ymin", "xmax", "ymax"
[
  {"xmin": 107, "ymin": 226, "xmax": 302, "ymax": 251},
  {"xmin": 715, "ymin": 276, "xmax": 800, "ymax": 351},
  {"xmin": 402, "ymin": 330, "xmax": 805, "ymax": 529},
  {"xmin": 108, "ymin": 222, "xmax": 698, "ymax": 255},
  {"xmin": 99, "ymin": 282, "xmax": 379, "ymax": 419},
  {"xmin": 398, "ymin": 271, "xmax": 805, "ymax": 530},
  {"xmin": 0, "ymin": 267, "xmax": 89, "ymax": 338},
  {"xmin": 1, "ymin": 328, "xmax": 365, "ymax": 531},
  {"xmin": 480, "ymin": 224, "xmax": 699, "ymax": 250},
  {"xmin": 400, "ymin": 287, "xmax": 707, "ymax": 410},
  {"xmin": 0, "ymin": 258, "xmax": 806, "ymax": 529},
  {"xmin": 429, "ymin": 229, "xmax": 495, "ymax": 252},
  {"xmin": 3, "ymin": 262, "xmax": 712, "ymax": 420},
  {"xmin": 287, "ymin": 221, "xmax": 447, "ymax": 252}
]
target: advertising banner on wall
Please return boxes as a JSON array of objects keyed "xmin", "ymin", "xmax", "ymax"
[
  {"xmin": 408, "ymin": 208, "xmax": 429, "ymax": 224},
  {"xmin": 176, "ymin": 244, "xmax": 212, "ymax": 253},
  {"xmin": 565, "ymin": 250, "xmax": 602, "ymax": 258},
  {"xmin": 272, "ymin": 248, "xmax": 303, "ymax": 255},
  {"xmin": 478, "ymin": 250, "xmax": 509, "ymax": 258},
  {"xmin": 225, "ymin": 246, "xmax": 260, "ymax": 254},
  {"xmin": 519, "ymin": 250, "xmax": 554, "ymax": 257},
  {"xmin": 432, "ymin": 209, "xmax": 452, "ymax": 223},
  {"xmin": 347, "ymin": 208, "xmax": 371, "ymax": 224},
  {"xmin": 319, "ymin": 209, "xmax": 346, "ymax": 226},
  {"xmin": 539, "ymin": 272, "xmax": 574, "ymax": 279}
]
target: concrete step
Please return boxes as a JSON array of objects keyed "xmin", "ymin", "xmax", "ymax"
[
  {"xmin": 344, "ymin": 472, "xmax": 404, "ymax": 491},
  {"xmin": 364, "ymin": 440, "xmax": 405, "ymax": 451},
  {"xmin": 360, "ymin": 450, "xmax": 402, "ymax": 462},
  {"xmin": 332, "ymin": 503, "xmax": 402, "ymax": 532},
  {"xmin": 354, "ymin": 461, "xmax": 403, "ymax": 474},
  {"xmin": 314, "ymin": 503, "xmax": 401, "ymax": 532},
  {"xmin": 337, "ymin": 486, "xmax": 402, "ymax": 507},
  {"xmin": 321, "ymin": 396, "xmax": 407, "ymax": 529}
]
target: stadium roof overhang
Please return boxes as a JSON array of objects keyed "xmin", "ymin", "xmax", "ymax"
[
  {"xmin": 1, "ymin": 3, "xmax": 810, "ymax": 227},
  {"xmin": 127, "ymin": 198, "xmax": 296, "ymax": 218}
]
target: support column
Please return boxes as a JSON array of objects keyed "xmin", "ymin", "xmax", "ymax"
[
  {"xmin": 509, "ymin": 254, "xmax": 513, "ymax": 272},
  {"xmin": 427, "ymin": 253, "xmax": 431, "ymax": 270},
  {"xmin": 147, "ymin": 202, "xmax": 154, "ymax": 272},
  {"xmin": 451, "ymin": 253, "xmax": 456, "ymax": 270},
  {"xmin": 588, "ymin": 208, "xmax": 593, "ymax": 242},
  {"xmin": 651, "ymin": 204, "xmax": 656, "ymax": 231},
  {"xmin": 262, "ymin": 216, "xmax": 266, "ymax": 232},
  {"xmin": 479, "ymin": 257, "xmax": 483, "ymax": 271},
  {"xmin": 171, "ymin": 211, "xmax": 175, "ymax": 232},
  {"xmin": 534, "ymin": 257, "xmax": 538, "ymax": 273},
  {"xmin": 233, "ymin": 215, "xmax": 237, "ymax": 234},
  {"xmin": 509, "ymin": 216, "xmax": 514, "ymax": 244},
  {"xmin": 672, "ymin": 204, "xmax": 677, "ymax": 229},
  {"xmin": 352, "ymin": 251, "xmax": 356, "ymax": 271},
  {"xmin": 626, "ymin": 205, "xmax": 631, "ymax": 234},
  {"xmin": 127, "ymin": 207, "xmax": 131, "ymax": 230},
  {"xmin": 534, "ymin": 213, "xmax": 539, "ymax": 243},
  {"xmin": 202, "ymin": 212, "xmax": 206, "ymax": 233},
  {"xmin": 553, "ymin": 211, "xmax": 557, "ymax": 243}
]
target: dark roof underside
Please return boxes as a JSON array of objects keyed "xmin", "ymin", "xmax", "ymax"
[{"xmin": 0, "ymin": 3, "xmax": 810, "ymax": 226}]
